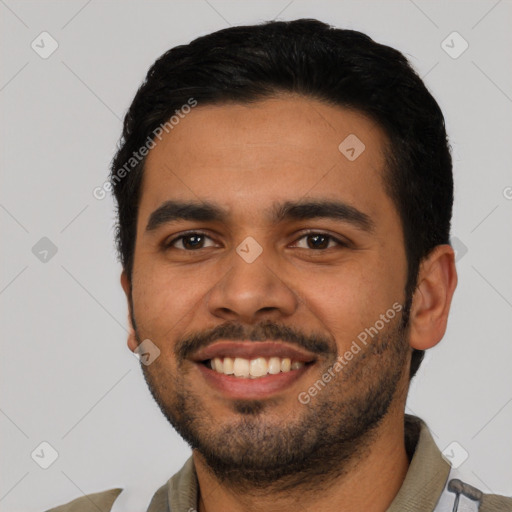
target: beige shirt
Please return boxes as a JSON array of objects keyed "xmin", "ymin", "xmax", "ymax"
[{"xmin": 44, "ymin": 415, "xmax": 512, "ymax": 512}]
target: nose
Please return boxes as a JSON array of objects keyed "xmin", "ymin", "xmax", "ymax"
[{"xmin": 206, "ymin": 246, "xmax": 300, "ymax": 324}]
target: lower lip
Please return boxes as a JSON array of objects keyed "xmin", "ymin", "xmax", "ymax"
[{"xmin": 195, "ymin": 362, "xmax": 313, "ymax": 400}]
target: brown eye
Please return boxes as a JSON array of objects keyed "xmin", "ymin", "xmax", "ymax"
[
  {"xmin": 180, "ymin": 234, "xmax": 205, "ymax": 250},
  {"xmin": 165, "ymin": 232, "xmax": 215, "ymax": 250},
  {"xmin": 306, "ymin": 234, "xmax": 330, "ymax": 249},
  {"xmin": 294, "ymin": 232, "xmax": 347, "ymax": 250}
]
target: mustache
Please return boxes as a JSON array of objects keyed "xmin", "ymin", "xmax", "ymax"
[{"xmin": 175, "ymin": 320, "xmax": 333, "ymax": 364}]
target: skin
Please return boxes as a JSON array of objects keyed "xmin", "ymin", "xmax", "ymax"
[{"xmin": 121, "ymin": 94, "xmax": 457, "ymax": 512}]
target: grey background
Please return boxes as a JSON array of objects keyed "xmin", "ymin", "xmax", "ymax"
[{"xmin": 1, "ymin": 1, "xmax": 511, "ymax": 511}]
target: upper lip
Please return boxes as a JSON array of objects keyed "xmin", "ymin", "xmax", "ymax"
[{"xmin": 190, "ymin": 341, "xmax": 317, "ymax": 363}]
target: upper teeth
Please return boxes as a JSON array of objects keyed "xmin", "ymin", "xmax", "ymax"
[{"xmin": 209, "ymin": 357, "xmax": 305, "ymax": 378}]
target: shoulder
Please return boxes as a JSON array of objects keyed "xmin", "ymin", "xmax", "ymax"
[
  {"xmin": 442, "ymin": 477, "xmax": 512, "ymax": 512},
  {"xmin": 43, "ymin": 488, "xmax": 123, "ymax": 512},
  {"xmin": 480, "ymin": 492, "xmax": 512, "ymax": 511}
]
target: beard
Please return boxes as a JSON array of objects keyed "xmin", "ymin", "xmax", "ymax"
[{"xmin": 134, "ymin": 306, "xmax": 411, "ymax": 493}]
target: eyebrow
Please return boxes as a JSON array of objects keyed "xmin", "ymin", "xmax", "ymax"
[{"xmin": 145, "ymin": 199, "xmax": 376, "ymax": 234}]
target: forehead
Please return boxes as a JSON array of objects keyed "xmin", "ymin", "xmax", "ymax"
[{"xmin": 139, "ymin": 95, "xmax": 393, "ymax": 230}]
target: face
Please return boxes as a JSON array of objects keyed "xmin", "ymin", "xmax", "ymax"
[{"xmin": 122, "ymin": 95, "xmax": 412, "ymax": 488}]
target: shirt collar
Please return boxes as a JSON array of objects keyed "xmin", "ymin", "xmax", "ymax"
[{"xmin": 386, "ymin": 414, "xmax": 451, "ymax": 511}]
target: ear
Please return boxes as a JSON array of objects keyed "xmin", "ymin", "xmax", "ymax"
[
  {"xmin": 121, "ymin": 270, "xmax": 139, "ymax": 353},
  {"xmin": 408, "ymin": 244, "xmax": 458, "ymax": 351}
]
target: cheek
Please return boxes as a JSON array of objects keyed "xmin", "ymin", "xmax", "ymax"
[
  {"xmin": 294, "ymin": 257, "xmax": 402, "ymax": 345},
  {"xmin": 304, "ymin": 272, "xmax": 377, "ymax": 341},
  {"xmin": 131, "ymin": 263, "xmax": 208, "ymax": 337}
]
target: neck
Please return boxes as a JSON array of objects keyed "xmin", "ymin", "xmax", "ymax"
[{"xmin": 193, "ymin": 407, "xmax": 410, "ymax": 512}]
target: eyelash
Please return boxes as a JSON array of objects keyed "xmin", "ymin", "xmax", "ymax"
[{"xmin": 162, "ymin": 230, "xmax": 349, "ymax": 251}]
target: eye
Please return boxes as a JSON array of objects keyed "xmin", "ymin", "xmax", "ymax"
[
  {"xmin": 164, "ymin": 231, "xmax": 216, "ymax": 251},
  {"xmin": 292, "ymin": 232, "xmax": 348, "ymax": 250}
]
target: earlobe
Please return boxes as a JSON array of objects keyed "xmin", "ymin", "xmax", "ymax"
[
  {"xmin": 408, "ymin": 244, "xmax": 458, "ymax": 351},
  {"xmin": 120, "ymin": 271, "xmax": 139, "ymax": 353},
  {"xmin": 126, "ymin": 316, "xmax": 138, "ymax": 353}
]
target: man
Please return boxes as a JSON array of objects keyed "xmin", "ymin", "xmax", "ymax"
[{"xmin": 46, "ymin": 18, "xmax": 511, "ymax": 512}]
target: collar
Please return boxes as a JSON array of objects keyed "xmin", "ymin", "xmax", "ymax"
[{"xmin": 386, "ymin": 414, "xmax": 451, "ymax": 511}]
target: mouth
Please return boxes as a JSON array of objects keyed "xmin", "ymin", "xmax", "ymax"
[{"xmin": 191, "ymin": 341, "xmax": 317, "ymax": 399}]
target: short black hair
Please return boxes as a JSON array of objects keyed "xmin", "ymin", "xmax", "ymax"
[{"xmin": 110, "ymin": 18, "xmax": 453, "ymax": 381}]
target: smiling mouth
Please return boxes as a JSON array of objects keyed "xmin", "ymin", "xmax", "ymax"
[
  {"xmin": 191, "ymin": 341, "xmax": 318, "ymax": 398},
  {"xmin": 201, "ymin": 356, "xmax": 315, "ymax": 379}
]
